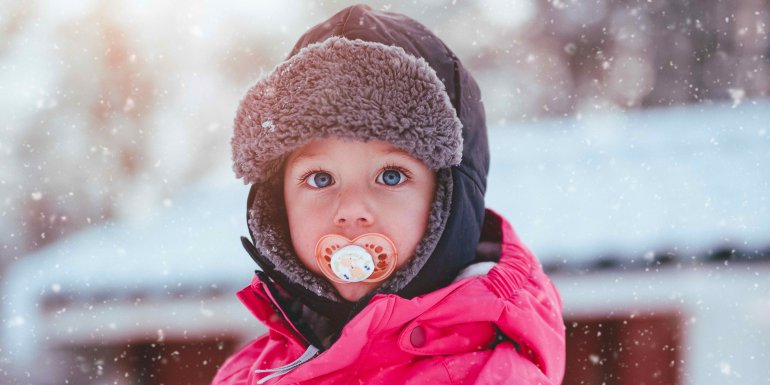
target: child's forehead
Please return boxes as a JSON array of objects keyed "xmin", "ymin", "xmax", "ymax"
[{"xmin": 287, "ymin": 138, "xmax": 413, "ymax": 163}]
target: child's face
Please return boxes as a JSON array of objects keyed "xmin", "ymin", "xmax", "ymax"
[{"xmin": 283, "ymin": 138, "xmax": 436, "ymax": 301}]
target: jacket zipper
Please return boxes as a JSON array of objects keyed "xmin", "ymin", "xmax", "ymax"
[
  {"xmin": 252, "ymin": 273, "xmax": 321, "ymax": 383},
  {"xmin": 253, "ymin": 345, "xmax": 320, "ymax": 384}
]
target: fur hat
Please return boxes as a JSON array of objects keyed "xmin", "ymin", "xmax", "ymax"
[{"xmin": 232, "ymin": 36, "xmax": 463, "ymax": 185}]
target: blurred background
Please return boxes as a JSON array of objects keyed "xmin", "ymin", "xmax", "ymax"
[{"xmin": 1, "ymin": 0, "xmax": 768, "ymax": 384}]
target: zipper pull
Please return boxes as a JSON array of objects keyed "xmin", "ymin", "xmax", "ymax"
[{"xmin": 254, "ymin": 345, "xmax": 320, "ymax": 384}]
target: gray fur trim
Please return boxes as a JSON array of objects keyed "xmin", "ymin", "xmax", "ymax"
[
  {"xmin": 247, "ymin": 174, "xmax": 339, "ymax": 300},
  {"xmin": 231, "ymin": 36, "xmax": 463, "ymax": 185},
  {"xmin": 247, "ymin": 168, "xmax": 453, "ymax": 302}
]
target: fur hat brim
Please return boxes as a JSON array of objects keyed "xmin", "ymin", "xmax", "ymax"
[{"xmin": 231, "ymin": 36, "xmax": 463, "ymax": 185}]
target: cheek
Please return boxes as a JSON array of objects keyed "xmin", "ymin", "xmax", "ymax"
[{"xmin": 284, "ymin": 192, "xmax": 327, "ymax": 272}]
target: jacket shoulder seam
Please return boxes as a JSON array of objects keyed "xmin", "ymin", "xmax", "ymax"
[{"xmin": 482, "ymin": 242, "xmax": 536, "ymax": 299}]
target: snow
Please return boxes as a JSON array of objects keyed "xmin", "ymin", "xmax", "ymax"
[
  {"xmin": 1, "ymin": 168, "xmax": 254, "ymax": 369},
  {"xmin": 486, "ymin": 99, "xmax": 770, "ymax": 266}
]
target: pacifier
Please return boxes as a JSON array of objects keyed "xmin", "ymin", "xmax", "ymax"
[{"xmin": 314, "ymin": 233, "xmax": 398, "ymax": 283}]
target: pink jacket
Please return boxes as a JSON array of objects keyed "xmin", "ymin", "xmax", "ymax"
[{"xmin": 212, "ymin": 211, "xmax": 565, "ymax": 384}]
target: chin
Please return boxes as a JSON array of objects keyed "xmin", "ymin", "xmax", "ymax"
[{"xmin": 335, "ymin": 282, "xmax": 376, "ymax": 302}]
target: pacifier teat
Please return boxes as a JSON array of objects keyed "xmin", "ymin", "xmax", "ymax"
[{"xmin": 315, "ymin": 233, "xmax": 398, "ymax": 283}]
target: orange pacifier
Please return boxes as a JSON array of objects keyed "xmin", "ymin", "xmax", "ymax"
[{"xmin": 314, "ymin": 233, "xmax": 398, "ymax": 284}]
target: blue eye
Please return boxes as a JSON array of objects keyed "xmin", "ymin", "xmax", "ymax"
[
  {"xmin": 377, "ymin": 169, "xmax": 407, "ymax": 186},
  {"xmin": 307, "ymin": 172, "xmax": 334, "ymax": 188}
]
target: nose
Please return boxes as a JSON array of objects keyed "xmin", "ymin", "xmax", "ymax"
[{"xmin": 333, "ymin": 186, "xmax": 374, "ymax": 229}]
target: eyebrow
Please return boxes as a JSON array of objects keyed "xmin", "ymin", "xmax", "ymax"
[
  {"xmin": 287, "ymin": 151, "xmax": 325, "ymax": 165},
  {"xmin": 287, "ymin": 145, "xmax": 413, "ymax": 165},
  {"xmin": 383, "ymin": 147, "xmax": 411, "ymax": 156}
]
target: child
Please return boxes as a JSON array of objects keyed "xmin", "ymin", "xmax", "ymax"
[{"xmin": 214, "ymin": 4, "xmax": 565, "ymax": 384}]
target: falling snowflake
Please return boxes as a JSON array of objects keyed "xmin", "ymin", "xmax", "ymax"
[
  {"xmin": 123, "ymin": 98, "xmax": 135, "ymax": 112},
  {"xmin": 7, "ymin": 316, "xmax": 25, "ymax": 328},
  {"xmin": 262, "ymin": 120, "xmax": 276, "ymax": 132},
  {"xmin": 728, "ymin": 88, "xmax": 745, "ymax": 108}
]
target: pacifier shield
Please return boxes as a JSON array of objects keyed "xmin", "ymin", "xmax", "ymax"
[{"xmin": 315, "ymin": 233, "xmax": 398, "ymax": 284}]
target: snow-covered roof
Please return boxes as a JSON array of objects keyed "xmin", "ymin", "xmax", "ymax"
[
  {"xmin": 5, "ymin": 170, "xmax": 253, "ymax": 297},
  {"xmin": 486, "ymin": 100, "xmax": 770, "ymax": 268},
  {"xmin": 1, "ymin": 170, "xmax": 256, "ymax": 367}
]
